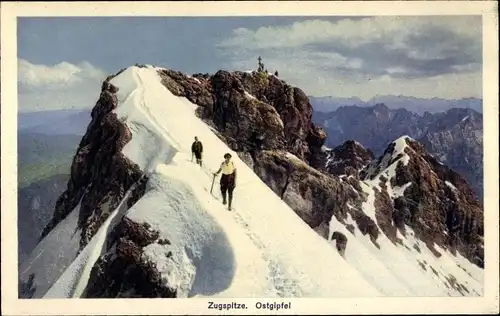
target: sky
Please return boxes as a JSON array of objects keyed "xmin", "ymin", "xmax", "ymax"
[{"xmin": 17, "ymin": 16, "xmax": 482, "ymax": 112}]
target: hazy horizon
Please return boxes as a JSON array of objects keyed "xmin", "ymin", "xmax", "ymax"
[{"xmin": 18, "ymin": 16, "xmax": 482, "ymax": 112}]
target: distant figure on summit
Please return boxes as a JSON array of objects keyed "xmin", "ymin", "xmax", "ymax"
[
  {"xmin": 214, "ymin": 153, "xmax": 237, "ymax": 211},
  {"xmin": 191, "ymin": 136, "xmax": 203, "ymax": 167}
]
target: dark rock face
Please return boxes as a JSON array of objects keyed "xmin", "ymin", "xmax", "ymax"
[
  {"xmin": 19, "ymin": 273, "xmax": 37, "ymax": 299},
  {"xmin": 361, "ymin": 137, "xmax": 484, "ymax": 267},
  {"xmin": 372, "ymin": 185, "xmax": 399, "ymax": 244},
  {"xmin": 40, "ymin": 77, "xmax": 145, "ymax": 251},
  {"xmin": 348, "ymin": 207, "xmax": 380, "ymax": 248},
  {"xmin": 84, "ymin": 217, "xmax": 176, "ymax": 298},
  {"xmin": 399, "ymin": 138, "xmax": 483, "ymax": 267},
  {"xmin": 393, "ymin": 197, "xmax": 411, "ymax": 234},
  {"xmin": 234, "ymin": 71, "xmax": 326, "ymax": 166},
  {"xmin": 326, "ymin": 140, "xmax": 375, "ymax": 176},
  {"xmin": 210, "ymin": 71, "xmax": 286, "ymax": 152}
]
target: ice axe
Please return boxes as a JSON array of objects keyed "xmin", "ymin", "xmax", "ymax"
[{"xmin": 210, "ymin": 173, "xmax": 216, "ymax": 194}]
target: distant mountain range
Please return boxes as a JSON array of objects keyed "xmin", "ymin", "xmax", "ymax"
[
  {"xmin": 18, "ymin": 109, "xmax": 91, "ymax": 136},
  {"xmin": 312, "ymin": 104, "xmax": 483, "ymax": 199},
  {"xmin": 309, "ymin": 95, "xmax": 482, "ymax": 115}
]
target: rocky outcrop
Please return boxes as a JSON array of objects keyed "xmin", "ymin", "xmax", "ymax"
[
  {"xmin": 397, "ymin": 138, "xmax": 483, "ymax": 267},
  {"xmin": 84, "ymin": 217, "xmax": 176, "ymax": 298},
  {"xmin": 40, "ymin": 78, "xmax": 146, "ymax": 251},
  {"xmin": 250, "ymin": 150, "xmax": 381, "ymax": 247},
  {"xmin": 158, "ymin": 69, "xmax": 214, "ymax": 116},
  {"xmin": 234, "ymin": 71, "xmax": 328, "ymax": 168},
  {"xmin": 325, "ymin": 140, "xmax": 375, "ymax": 177},
  {"xmin": 210, "ymin": 71, "xmax": 287, "ymax": 151},
  {"xmin": 361, "ymin": 136, "xmax": 484, "ymax": 267},
  {"xmin": 331, "ymin": 231, "xmax": 348, "ymax": 257}
]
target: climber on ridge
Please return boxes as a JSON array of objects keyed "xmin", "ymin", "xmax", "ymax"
[
  {"xmin": 213, "ymin": 153, "xmax": 237, "ymax": 211},
  {"xmin": 191, "ymin": 136, "xmax": 203, "ymax": 167}
]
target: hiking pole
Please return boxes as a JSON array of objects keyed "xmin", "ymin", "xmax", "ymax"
[{"xmin": 210, "ymin": 173, "xmax": 216, "ymax": 194}]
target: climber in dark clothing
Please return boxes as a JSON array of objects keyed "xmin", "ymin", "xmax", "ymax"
[
  {"xmin": 191, "ymin": 136, "xmax": 203, "ymax": 167},
  {"xmin": 214, "ymin": 153, "xmax": 237, "ymax": 211}
]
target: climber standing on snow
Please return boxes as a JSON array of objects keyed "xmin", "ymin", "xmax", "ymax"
[
  {"xmin": 191, "ymin": 136, "xmax": 203, "ymax": 167},
  {"xmin": 213, "ymin": 153, "xmax": 237, "ymax": 211}
]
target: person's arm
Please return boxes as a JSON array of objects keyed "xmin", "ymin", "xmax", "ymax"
[
  {"xmin": 200, "ymin": 142, "xmax": 203, "ymax": 153},
  {"xmin": 214, "ymin": 162, "xmax": 223, "ymax": 175},
  {"xmin": 191, "ymin": 142, "xmax": 195, "ymax": 153},
  {"xmin": 233, "ymin": 163, "xmax": 237, "ymax": 182}
]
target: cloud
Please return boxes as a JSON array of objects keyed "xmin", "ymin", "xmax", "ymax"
[
  {"xmin": 216, "ymin": 16, "xmax": 482, "ymax": 100},
  {"xmin": 18, "ymin": 59, "xmax": 107, "ymax": 112},
  {"xmin": 18, "ymin": 59, "xmax": 106, "ymax": 90}
]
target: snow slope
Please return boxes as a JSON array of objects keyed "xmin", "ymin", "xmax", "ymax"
[
  {"xmin": 331, "ymin": 183, "xmax": 483, "ymax": 297},
  {"xmin": 43, "ymin": 176, "xmax": 148, "ymax": 298},
  {"xmin": 42, "ymin": 65, "xmax": 381, "ymax": 298},
  {"xmin": 38, "ymin": 65, "xmax": 483, "ymax": 298},
  {"xmin": 334, "ymin": 136, "xmax": 483, "ymax": 297},
  {"xmin": 19, "ymin": 202, "xmax": 82, "ymax": 298}
]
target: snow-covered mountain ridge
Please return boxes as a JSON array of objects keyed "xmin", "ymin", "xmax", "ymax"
[{"xmin": 19, "ymin": 65, "xmax": 483, "ymax": 299}]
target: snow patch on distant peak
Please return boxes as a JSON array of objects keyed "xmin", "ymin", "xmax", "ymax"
[
  {"xmin": 363, "ymin": 136, "xmax": 412, "ymax": 181},
  {"xmin": 393, "ymin": 136, "xmax": 412, "ymax": 156}
]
